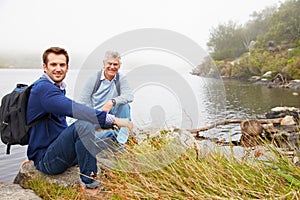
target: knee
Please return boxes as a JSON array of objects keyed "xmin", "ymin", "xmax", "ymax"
[
  {"xmin": 74, "ymin": 120, "xmax": 94, "ymax": 135},
  {"xmin": 111, "ymin": 104, "xmax": 131, "ymax": 119},
  {"xmin": 118, "ymin": 104, "xmax": 130, "ymax": 111},
  {"xmin": 95, "ymin": 130, "xmax": 118, "ymax": 139}
]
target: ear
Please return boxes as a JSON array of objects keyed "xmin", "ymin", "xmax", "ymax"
[{"xmin": 43, "ymin": 63, "xmax": 47, "ymax": 72}]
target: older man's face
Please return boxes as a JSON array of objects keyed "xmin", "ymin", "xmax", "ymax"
[{"xmin": 103, "ymin": 57, "xmax": 121, "ymax": 81}]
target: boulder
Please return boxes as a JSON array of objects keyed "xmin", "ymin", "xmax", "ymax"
[
  {"xmin": 14, "ymin": 161, "xmax": 81, "ymax": 188},
  {"xmin": 262, "ymin": 71, "xmax": 273, "ymax": 78},
  {"xmin": 266, "ymin": 107, "xmax": 299, "ymax": 123},
  {"xmin": 280, "ymin": 115, "xmax": 296, "ymax": 126},
  {"xmin": 287, "ymin": 80, "xmax": 300, "ymax": 89},
  {"xmin": 0, "ymin": 183, "xmax": 41, "ymax": 200},
  {"xmin": 248, "ymin": 76, "xmax": 261, "ymax": 82}
]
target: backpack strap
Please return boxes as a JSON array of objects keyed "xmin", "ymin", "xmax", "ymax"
[
  {"xmin": 92, "ymin": 70, "xmax": 102, "ymax": 95},
  {"xmin": 6, "ymin": 144, "xmax": 11, "ymax": 155},
  {"xmin": 115, "ymin": 73, "xmax": 120, "ymax": 95},
  {"xmin": 91, "ymin": 70, "xmax": 120, "ymax": 95},
  {"xmin": 27, "ymin": 79, "xmax": 52, "ymax": 128}
]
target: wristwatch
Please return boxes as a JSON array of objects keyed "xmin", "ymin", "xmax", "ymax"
[{"xmin": 111, "ymin": 99, "xmax": 116, "ymax": 106}]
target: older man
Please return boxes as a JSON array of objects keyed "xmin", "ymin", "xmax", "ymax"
[{"xmin": 79, "ymin": 51, "xmax": 133, "ymax": 144}]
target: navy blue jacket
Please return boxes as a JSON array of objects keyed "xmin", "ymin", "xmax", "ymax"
[{"xmin": 26, "ymin": 77, "xmax": 107, "ymax": 165}]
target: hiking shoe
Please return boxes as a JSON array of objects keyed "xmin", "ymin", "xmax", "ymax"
[{"xmin": 80, "ymin": 180, "xmax": 100, "ymax": 189}]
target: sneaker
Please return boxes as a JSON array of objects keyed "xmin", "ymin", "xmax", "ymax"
[{"xmin": 80, "ymin": 180, "xmax": 100, "ymax": 189}]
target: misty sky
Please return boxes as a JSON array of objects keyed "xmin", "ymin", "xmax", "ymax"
[{"xmin": 0, "ymin": 0, "xmax": 280, "ymax": 57}]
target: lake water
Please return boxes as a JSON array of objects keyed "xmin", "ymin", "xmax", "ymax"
[{"xmin": 0, "ymin": 68, "xmax": 299, "ymax": 183}]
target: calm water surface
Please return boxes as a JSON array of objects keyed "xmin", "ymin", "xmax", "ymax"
[{"xmin": 0, "ymin": 69, "xmax": 299, "ymax": 183}]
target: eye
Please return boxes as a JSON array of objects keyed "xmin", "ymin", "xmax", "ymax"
[{"xmin": 107, "ymin": 62, "xmax": 119, "ymax": 66}]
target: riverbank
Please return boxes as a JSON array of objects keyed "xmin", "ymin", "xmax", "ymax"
[
  {"xmin": 220, "ymin": 74, "xmax": 300, "ymax": 91},
  {"xmin": 2, "ymin": 116, "xmax": 300, "ymax": 199},
  {"xmin": 2, "ymin": 128, "xmax": 300, "ymax": 199},
  {"xmin": 252, "ymin": 78, "xmax": 300, "ymax": 90}
]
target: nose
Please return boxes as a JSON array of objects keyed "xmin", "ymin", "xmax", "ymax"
[{"xmin": 55, "ymin": 64, "xmax": 63, "ymax": 72}]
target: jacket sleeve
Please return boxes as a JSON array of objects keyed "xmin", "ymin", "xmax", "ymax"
[
  {"xmin": 114, "ymin": 73, "xmax": 134, "ymax": 105},
  {"xmin": 37, "ymin": 81, "xmax": 107, "ymax": 126}
]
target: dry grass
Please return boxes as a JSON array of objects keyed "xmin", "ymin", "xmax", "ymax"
[{"xmin": 28, "ymin": 132, "xmax": 300, "ymax": 200}]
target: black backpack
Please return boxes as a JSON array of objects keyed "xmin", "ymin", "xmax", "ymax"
[{"xmin": 0, "ymin": 82, "xmax": 48, "ymax": 154}]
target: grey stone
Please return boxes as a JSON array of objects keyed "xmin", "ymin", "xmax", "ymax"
[
  {"xmin": 13, "ymin": 161, "xmax": 81, "ymax": 188},
  {"xmin": 0, "ymin": 183, "xmax": 41, "ymax": 200}
]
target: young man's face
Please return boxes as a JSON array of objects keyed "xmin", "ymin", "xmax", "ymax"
[
  {"xmin": 103, "ymin": 57, "xmax": 121, "ymax": 81},
  {"xmin": 43, "ymin": 53, "xmax": 68, "ymax": 85}
]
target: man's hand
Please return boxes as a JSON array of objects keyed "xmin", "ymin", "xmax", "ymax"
[
  {"xmin": 101, "ymin": 100, "xmax": 114, "ymax": 113},
  {"xmin": 114, "ymin": 118, "xmax": 133, "ymax": 132}
]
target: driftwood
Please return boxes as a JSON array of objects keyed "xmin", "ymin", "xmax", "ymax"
[
  {"xmin": 189, "ymin": 118, "xmax": 283, "ymax": 133},
  {"xmin": 188, "ymin": 117, "xmax": 300, "ymax": 148}
]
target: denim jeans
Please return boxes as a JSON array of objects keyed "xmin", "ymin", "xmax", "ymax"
[
  {"xmin": 99, "ymin": 104, "xmax": 131, "ymax": 130},
  {"xmin": 36, "ymin": 120, "xmax": 115, "ymax": 185},
  {"xmin": 111, "ymin": 103, "xmax": 131, "ymax": 120},
  {"xmin": 94, "ymin": 129, "xmax": 124, "ymax": 155}
]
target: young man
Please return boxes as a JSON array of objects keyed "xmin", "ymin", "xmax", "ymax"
[
  {"xmin": 79, "ymin": 51, "xmax": 133, "ymax": 143},
  {"xmin": 26, "ymin": 47, "xmax": 133, "ymax": 189}
]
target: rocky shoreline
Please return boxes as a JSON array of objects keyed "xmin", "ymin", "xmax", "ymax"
[
  {"xmin": 253, "ymin": 78, "xmax": 300, "ymax": 90},
  {"xmin": 247, "ymin": 71, "xmax": 300, "ymax": 90},
  {"xmin": 1, "ymin": 107, "xmax": 299, "ymax": 199}
]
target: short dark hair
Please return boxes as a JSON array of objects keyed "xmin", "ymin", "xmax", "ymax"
[{"xmin": 42, "ymin": 47, "xmax": 69, "ymax": 65}]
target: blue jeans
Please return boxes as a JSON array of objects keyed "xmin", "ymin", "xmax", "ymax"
[
  {"xmin": 100, "ymin": 104, "xmax": 131, "ymax": 129},
  {"xmin": 94, "ymin": 129, "xmax": 124, "ymax": 154},
  {"xmin": 36, "ymin": 120, "xmax": 116, "ymax": 185},
  {"xmin": 110, "ymin": 104, "xmax": 131, "ymax": 120}
]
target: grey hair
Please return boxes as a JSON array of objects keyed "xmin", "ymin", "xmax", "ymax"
[{"xmin": 104, "ymin": 51, "xmax": 121, "ymax": 60}]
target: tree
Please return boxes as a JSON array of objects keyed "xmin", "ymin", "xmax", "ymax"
[
  {"xmin": 242, "ymin": 6, "xmax": 277, "ymax": 51},
  {"xmin": 266, "ymin": 0, "xmax": 300, "ymax": 45},
  {"xmin": 207, "ymin": 21, "xmax": 247, "ymax": 60}
]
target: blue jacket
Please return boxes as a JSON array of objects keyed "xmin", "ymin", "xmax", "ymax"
[{"xmin": 26, "ymin": 77, "xmax": 107, "ymax": 165}]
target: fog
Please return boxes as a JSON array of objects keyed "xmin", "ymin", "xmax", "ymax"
[{"xmin": 0, "ymin": 0, "xmax": 280, "ymax": 58}]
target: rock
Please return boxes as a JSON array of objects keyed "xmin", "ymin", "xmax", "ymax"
[
  {"xmin": 0, "ymin": 183, "xmax": 41, "ymax": 200},
  {"xmin": 14, "ymin": 161, "xmax": 81, "ymax": 188},
  {"xmin": 288, "ymin": 133, "xmax": 300, "ymax": 152},
  {"xmin": 262, "ymin": 123, "xmax": 279, "ymax": 134},
  {"xmin": 262, "ymin": 71, "xmax": 273, "ymax": 78},
  {"xmin": 271, "ymin": 106, "xmax": 299, "ymax": 112},
  {"xmin": 287, "ymin": 80, "xmax": 300, "ymax": 89},
  {"xmin": 280, "ymin": 115, "xmax": 296, "ymax": 126},
  {"xmin": 261, "ymin": 78, "xmax": 269, "ymax": 81},
  {"xmin": 248, "ymin": 76, "xmax": 261, "ymax": 82},
  {"xmin": 266, "ymin": 107, "xmax": 299, "ymax": 123}
]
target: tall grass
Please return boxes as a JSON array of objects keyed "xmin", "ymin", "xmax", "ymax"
[
  {"xmin": 28, "ymin": 133, "xmax": 300, "ymax": 199},
  {"xmin": 103, "ymin": 147, "xmax": 300, "ymax": 199}
]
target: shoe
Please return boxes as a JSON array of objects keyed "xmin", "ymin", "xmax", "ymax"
[{"xmin": 80, "ymin": 180, "xmax": 100, "ymax": 189}]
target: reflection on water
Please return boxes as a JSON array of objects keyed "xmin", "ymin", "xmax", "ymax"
[
  {"xmin": 223, "ymin": 79, "xmax": 299, "ymax": 117},
  {"xmin": 0, "ymin": 69, "xmax": 299, "ymax": 183},
  {"xmin": 200, "ymin": 78, "xmax": 299, "ymax": 142}
]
